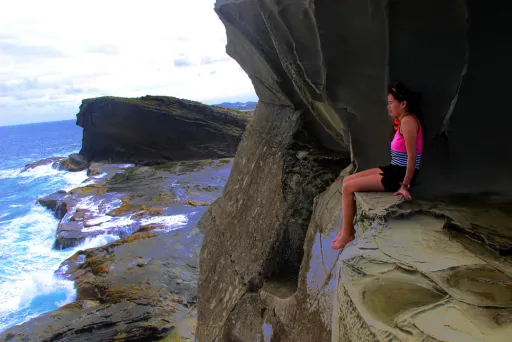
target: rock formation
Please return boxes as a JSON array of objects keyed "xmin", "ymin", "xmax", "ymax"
[
  {"xmin": 76, "ymin": 96, "xmax": 250, "ymax": 164},
  {"xmin": 22, "ymin": 153, "xmax": 88, "ymax": 173},
  {"xmin": 196, "ymin": 0, "xmax": 512, "ymax": 341},
  {"xmin": 213, "ymin": 0, "xmax": 512, "ymax": 200}
]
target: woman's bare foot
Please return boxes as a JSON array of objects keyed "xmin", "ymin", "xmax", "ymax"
[
  {"xmin": 332, "ymin": 231, "xmax": 343, "ymax": 243},
  {"xmin": 330, "ymin": 233, "xmax": 355, "ymax": 250}
]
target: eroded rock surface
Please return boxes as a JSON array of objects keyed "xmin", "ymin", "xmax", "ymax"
[
  {"xmin": 332, "ymin": 191, "xmax": 512, "ymax": 342},
  {"xmin": 76, "ymin": 96, "xmax": 250, "ymax": 164}
]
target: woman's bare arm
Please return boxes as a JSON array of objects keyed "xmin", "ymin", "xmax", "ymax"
[{"xmin": 400, "ymin": 115, "xmax": 418, "ymax": 187}]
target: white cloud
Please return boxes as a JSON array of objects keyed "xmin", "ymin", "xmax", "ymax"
[{"xmin": 0, "ymin": 0, "xmax": 257, "ymax": 126}]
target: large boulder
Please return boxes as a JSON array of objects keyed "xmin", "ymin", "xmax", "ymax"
[
  {"xmin": 36, "ymin": 190, "xmax": 70, "ymax": 219},
  {"xmin": 76, "ymin": 95, "xmax": 250, "ymax": 164}
]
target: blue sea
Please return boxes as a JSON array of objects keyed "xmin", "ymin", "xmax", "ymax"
[{"xmin": 0, "ymin": 120, "xmax": 117, "ymax": 332}]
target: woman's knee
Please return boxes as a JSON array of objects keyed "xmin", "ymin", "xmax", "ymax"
[
  {"xmin": 342, "ymin": 180, "xmax": 353, "ymax": 194},
  {"xmin": 343, "ymin": 175, "xmax": 353, "ymax": 185}
]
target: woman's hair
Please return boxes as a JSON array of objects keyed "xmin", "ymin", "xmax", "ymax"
[{"xmin": 388, "ymin": 82, "xmax": 425, "ymax": 132}]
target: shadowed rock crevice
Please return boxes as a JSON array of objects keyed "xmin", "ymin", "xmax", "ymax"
[
  {"xmin": 197, "ymin": 102, "xmax": 348, "ymax": 341},
  {"xmin": 263, "ymin": 114, "xmax": 348, "ymax": 282}
]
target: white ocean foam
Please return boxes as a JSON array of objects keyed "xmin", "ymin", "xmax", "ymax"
[
  {"xmin": 0, "ymin": 169, "xmax": 21, "ymax": 179},
  {"xmin": 19, "ymin": 164, "xmax": 61, "ymax": 179},
  {"xmin": 61, "ymin": 170, "xmax": 89, "ymax": 190},
  {"xmin": 0, "ymin": 205, "xmax": 120, "ymax": 329},
  {"xmin": 82, "ymin": 216, "xmax": 136, "ymax": 232},
  {"xmin": 0, "ymin": 206, "xmax": 57, "ymax": 246},
  {"xmin": 17, "ymin": 271, "xmax": 76, "ymax": 309},
  {"xmin": 99, "ymin": 198, "xmax": 123, "ymax": 215},
  {"xmin": 77, "ymin": 234, "xmax": 119, "ymax": 250},
  {"xmin": 83, "ymin": 216, "xmax": 113, "ymax": 227},
  {"xmin": 92, "ymin": 172, "xmax": 108, "ymax": 179},
  {"xmin": 140, "ymin": 214, "xmax": 189, "ymax": 232},
  {"xmin": 1, "ymin": 163, "xmax": 89, "ymax": 191},
  {"xmin": 0, "ymin": 207, "xmax": 63, "ymax": 318},
  {"xmin": 8, "ymin": 204, "xmax": 23, "ymax": 208}
]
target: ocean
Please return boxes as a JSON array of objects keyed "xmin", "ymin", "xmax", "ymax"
[{"xmin": 0, "ymin": 120, "xmax": 117, "ymax": 332}]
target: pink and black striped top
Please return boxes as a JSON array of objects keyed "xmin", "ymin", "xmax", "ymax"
[{"xmin": 390, "ymin": 115, "xmax": 423, "ymax": 169}]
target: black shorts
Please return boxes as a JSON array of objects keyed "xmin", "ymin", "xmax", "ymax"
[{"xmin": 378, "ymin": 164, "xmax": 419, "ymax": 192}]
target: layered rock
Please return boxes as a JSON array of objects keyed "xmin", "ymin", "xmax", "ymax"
[
  {"xmin": 39, "ymin": 160, "xmax": 230, "ymax": 250},
  {"xmin": 76, "ymin": 96, "xmax": 250, "ymax": 164}
]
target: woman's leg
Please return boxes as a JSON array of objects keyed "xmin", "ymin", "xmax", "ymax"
[
  {"xmin": 332, "ymin": 168, "xmax": 383, "ymax": 242},
  {"xmin": 338, "ymin": 168, "xmax": 382, "ymax": 185},
  {"xmin": 331, "ymin": 174, "xmax": 385, "ymax": 250}
]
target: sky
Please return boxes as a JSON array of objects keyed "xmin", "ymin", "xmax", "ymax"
[{"xmin": 0, "ymin": 0, "xmax": 257, "ymax": 126}]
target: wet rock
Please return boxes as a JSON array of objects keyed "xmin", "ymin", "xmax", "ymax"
[
  {"xmin": 48, "ymin": 160, "xmax": 230, "ymax": 250},
  {"xmin": 23, "ymin": 155, "xmax": 89, "ymax": 173},
  {"xmin": 54, "ymin": 221, "xmax": 88, "ymax": 249},
  {"xmin": 21, "ymin": 157, "xmax": 66, "ymax": 172},
  {"xmin": 36, "ymin": 191, "xmax": 69, "ymax": 219},
  {"xmin": 53, "ymin": 154, "xmax": 89, "ymax": 172},
  {"xmin": 76, "ymin": 96, "xmax": 250, "ymax": 164},
  {"xmin": 185, "ymin": 199, "xmax": 210, "ymax": 207},
  {"xmin": 296, "ymin": 151, "xmax": 308, "ymax": 160},
  {"xmin": 69, "ymin": 153, "xmax": 88, "ymax": 167}
]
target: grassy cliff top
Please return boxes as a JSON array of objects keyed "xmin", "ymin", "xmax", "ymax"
[{"xmin": 82, "ymin": 95, "xmax": 252, "ymax": 119}]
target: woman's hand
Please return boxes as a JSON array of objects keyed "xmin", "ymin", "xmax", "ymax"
[{"xmin": 394, "ymin": 185, "xmax": 412, "ymax": 201}]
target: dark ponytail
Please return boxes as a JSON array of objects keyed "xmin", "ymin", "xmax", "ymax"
[{"xmin": 388, "ymin": 82, "xmax": 425, "ymax": 132}]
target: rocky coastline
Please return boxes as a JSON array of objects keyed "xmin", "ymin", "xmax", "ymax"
[
  {"xmin": 0, "ymin": 96, "xmax": 247, "ymax": 341},
  {"xmin": 4, "ymin": 0, "xmax": 512, "ymax": 340}
]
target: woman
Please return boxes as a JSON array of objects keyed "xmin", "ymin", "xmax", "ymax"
[{"xmin": 331, "ymin": 83, "xmax": 423, "ymax": 250}]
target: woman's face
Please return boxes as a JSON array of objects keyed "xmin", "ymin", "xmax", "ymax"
[{"xmin": 387, "ymin": 94, "xmax": 406, "ymax": 118}]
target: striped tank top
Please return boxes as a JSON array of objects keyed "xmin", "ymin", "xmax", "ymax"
[{"xmin": 390, "ymin": 115, "xmax": 423, "ymax": 169}]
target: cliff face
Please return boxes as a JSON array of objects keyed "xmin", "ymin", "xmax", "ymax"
[
  {"xmin": 214, "ymin": 0, "xmax": 512, "ymax": 199},
  {"xmin": 76, "ymin": 96, "xmax": 250, "ymax": 164},
  {"xmin": 196, "ymin": 1, "xmax": 512, "ymax": 341}
]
